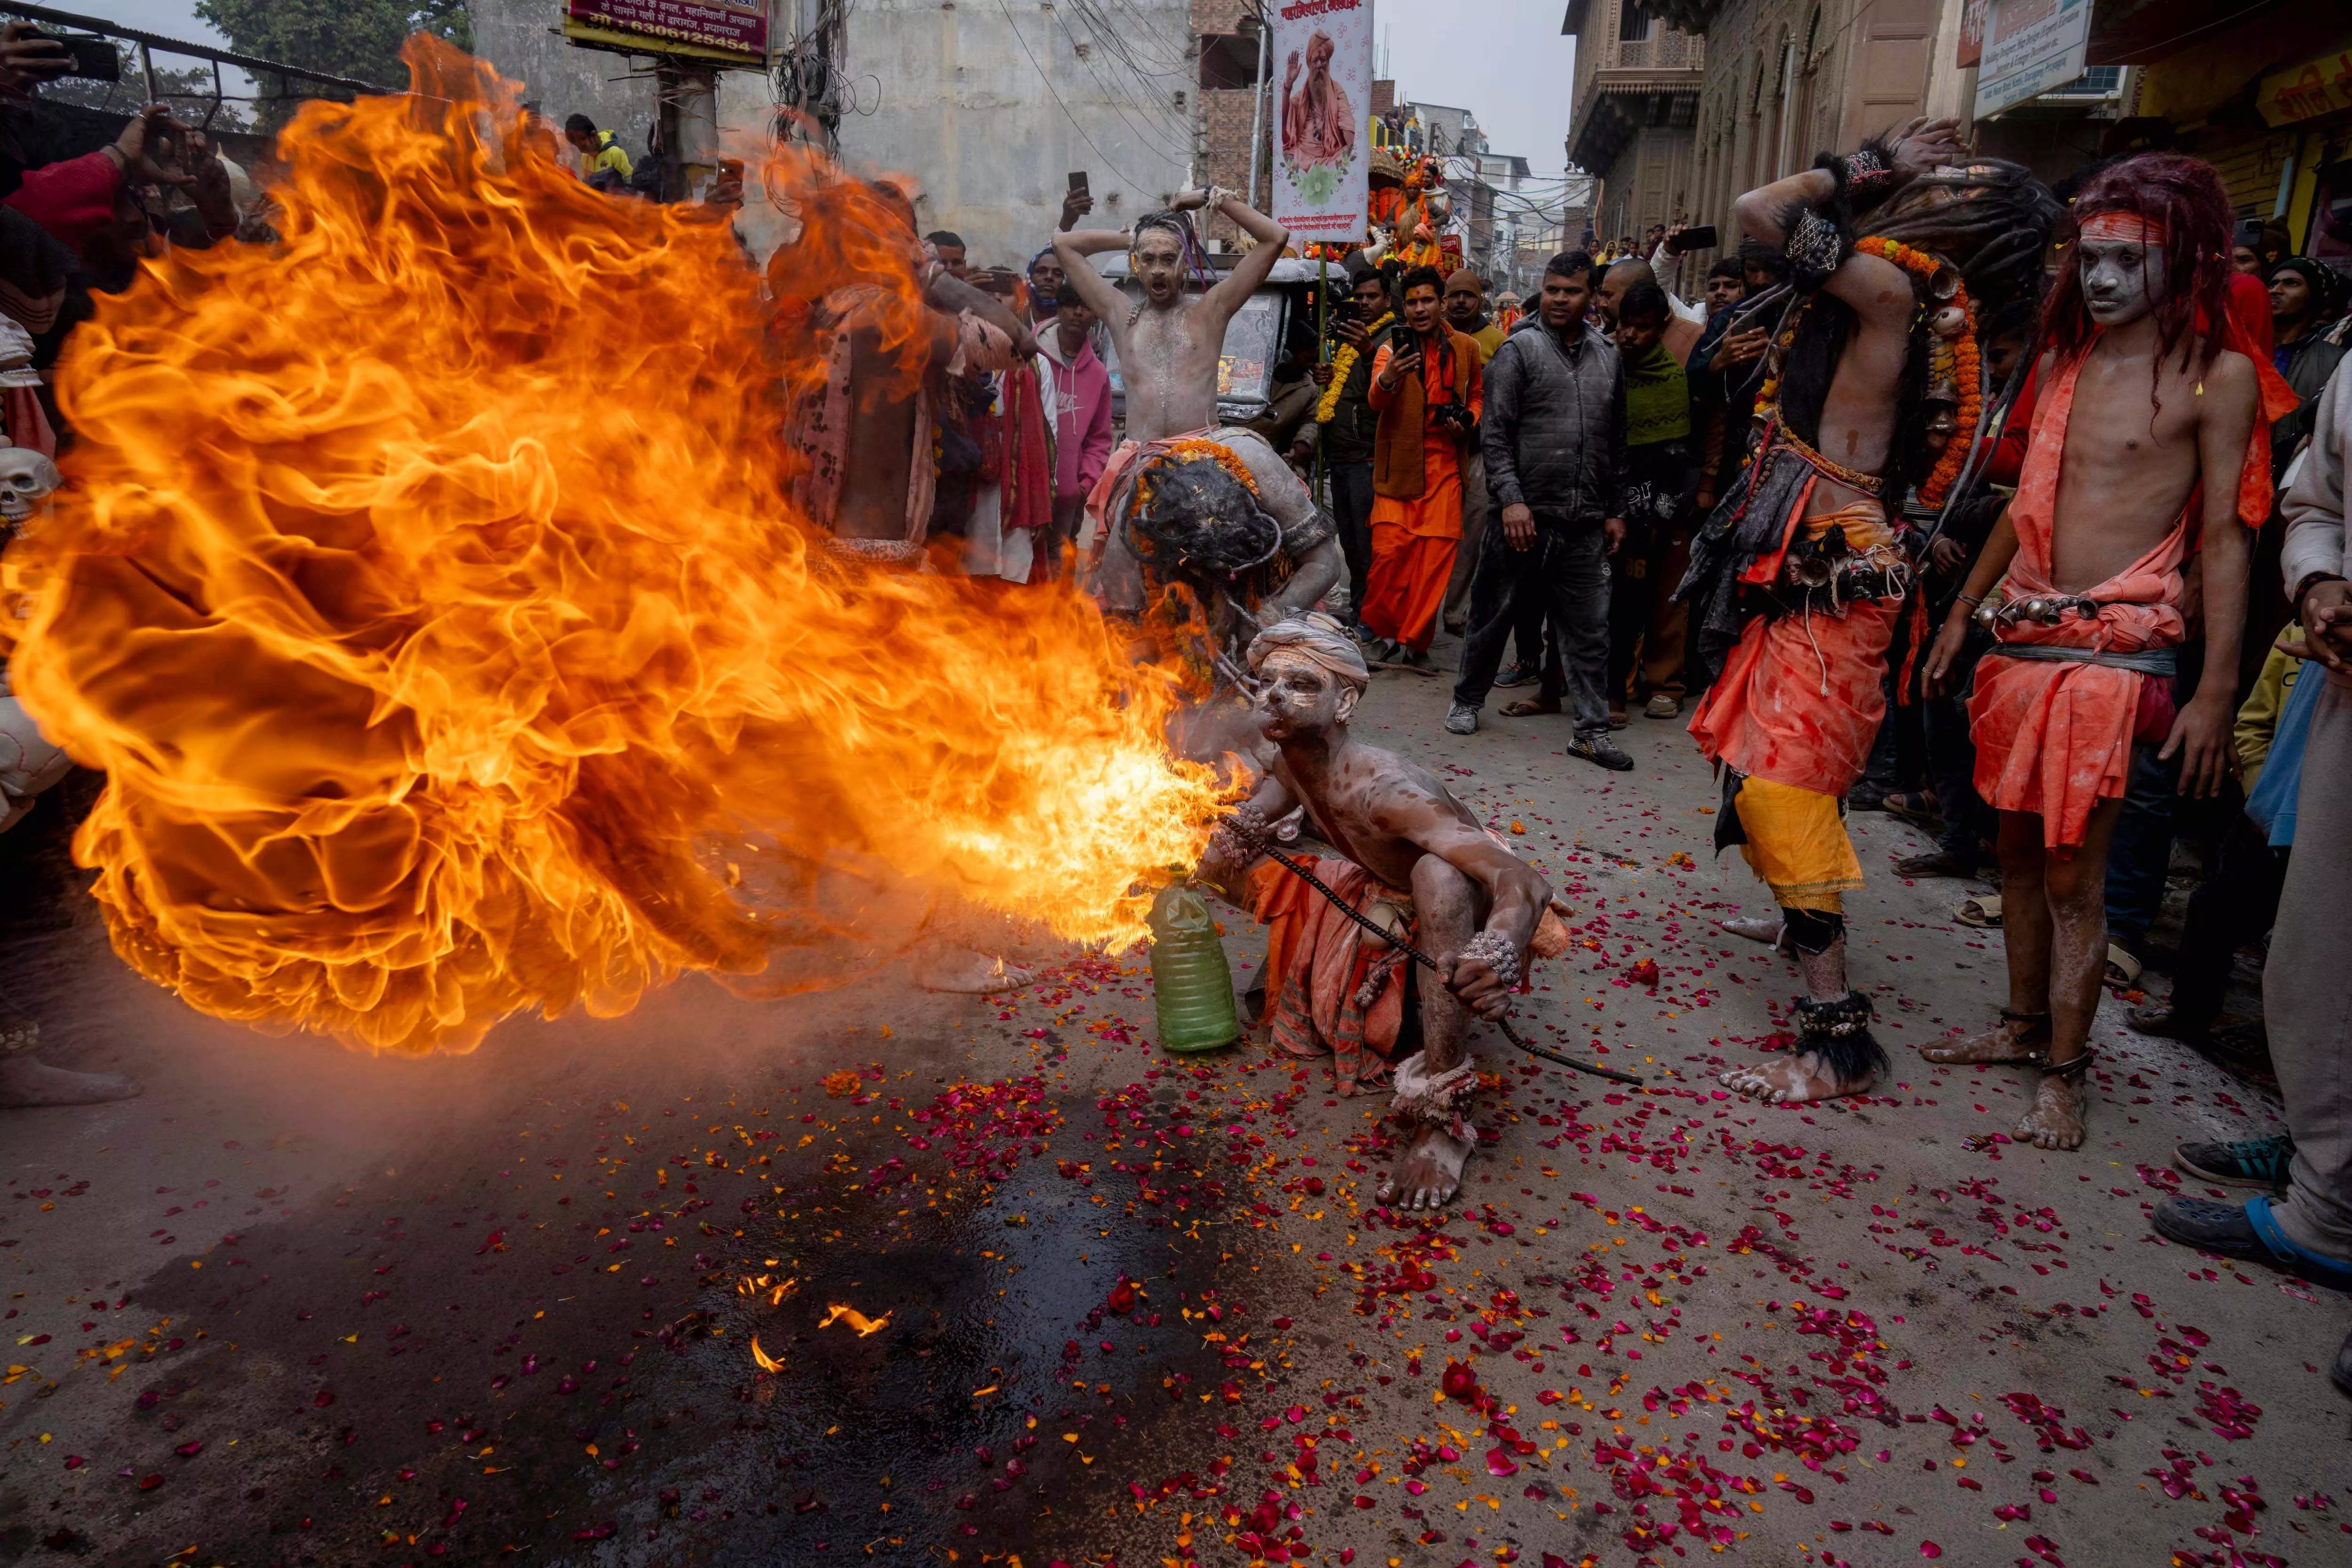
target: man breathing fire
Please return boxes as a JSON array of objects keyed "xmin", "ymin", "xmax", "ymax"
[{"xmin": 1197, "ymin": 616, "xmax": 1553, "ymax": 1211}]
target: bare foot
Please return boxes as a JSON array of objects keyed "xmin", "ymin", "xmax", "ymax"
[
  {"xmin": 2014, "ymin": 1072, "xmax": 2086, "ymax": 1150},
  {"xmin": 1918, "ymin": 1014, "xmax": 2047, "ymax": 1066},
  {"xmin": 1718, "ymin": 1050, "xmax": 1875, "ymax": 1105},
  {"xmin": 1720, "ymin": 915, "xmax": 1786, "ymax": 947},
  {"xmin": 913, "ymin": 944, "xmax": 1037, "ymax": 994},
  {"xmin": 0, "ymin": 1055, "xmax": 140, "ymax": 1108},
  {"xmin": 1375, "ymin": 1124, "xmax": 1471, "ymax": 1210}
]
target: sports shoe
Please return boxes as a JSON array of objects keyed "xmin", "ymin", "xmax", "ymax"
[
  {"xmin": 2150, "ymin": 1195, "xmax": 2352, "ymax": 1290},
  {"xmin": 1494, "ymin": 659, "xmax": 1541, "ymax": 689},
  {"xmin": 1644, "ymin": 692, "xmax": 1680, "ymax": 719},
  {"xmin": 1568, "ymin": 734, "xmax": 1634, "ymax": 772},
  {"xmin": 1444, "ymin": 702, "xmax": 1479, "ymax": 735},
  {"xmin": 2176, "ymin": 1135, "xmax": 2294, "ymax": 1190}
]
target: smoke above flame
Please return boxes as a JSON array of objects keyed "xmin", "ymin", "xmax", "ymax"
[{"xmin": 7, "ymin": 40, "xmax": 1223, "ymax": 1053}]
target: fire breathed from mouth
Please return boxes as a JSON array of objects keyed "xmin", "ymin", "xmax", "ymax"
[{"xmin": 6, "ymin": 41, "xmax": 1222, "ymax": 1053}]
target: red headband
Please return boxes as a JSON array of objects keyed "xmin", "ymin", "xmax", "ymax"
[{"xmin": 2079, "ymin": 211, "xmax": 2168, "ymax": 246}]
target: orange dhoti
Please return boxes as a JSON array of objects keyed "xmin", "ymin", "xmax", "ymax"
[
  {"xmin": 1361, "ymin": 455, "xmax": 1462, "ymax": 653},
  {"xmin": 1686, "ymin": 497, "xmax": 1903, "ymax": 913},
  {"xmin": 1966, "ymin": 341, "xmax": 2291, "ymax": 852}
]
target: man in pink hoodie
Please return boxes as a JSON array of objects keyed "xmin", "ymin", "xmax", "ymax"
[{"xmin": 1034, "ymin": 294, "xmax": 1115, "ymax": 579}]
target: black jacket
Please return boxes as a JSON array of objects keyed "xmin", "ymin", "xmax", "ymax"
[
  {"xmin": 1319, "ymin": 320, "xmax": 1395, "ymax": 466},
  {"xmin": 1480, "ymin": 319, "xmax": 1627, "ymax": 524}
]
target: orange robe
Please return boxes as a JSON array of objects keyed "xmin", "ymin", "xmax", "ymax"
[
  {"xmin": 1968, "ymin": 326, "xmax": 2296, "ymax": 851},
  {"xmin": 1361, "ymin": 342, "xmax": 1480, "ymax": 652}
]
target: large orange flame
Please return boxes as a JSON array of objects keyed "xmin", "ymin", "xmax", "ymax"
[{"xmin": 6, "ymin": 42, "xmax": 1223, "ymax": 1053}]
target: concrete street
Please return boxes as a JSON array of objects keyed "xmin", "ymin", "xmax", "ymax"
[{"xmin": 2, "ymin": 640, "xmax": 2346, "ymax": 1568}]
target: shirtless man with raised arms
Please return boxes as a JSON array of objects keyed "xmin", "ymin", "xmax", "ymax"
[
  {"xmin": 1924, "ymin": 153, "xmax": 2287, "ymax": 1150},
  {"xmin": 1198, "ymin": 616, "xmax": 1551, "ymax": 1210},
  {"xmin": 1053, "ymin": 186, "xmax": 1289, "ymax": 442},
  {"xmin": 1054, "ymin": 191, "xmax": 1344, "ymax": 680}
]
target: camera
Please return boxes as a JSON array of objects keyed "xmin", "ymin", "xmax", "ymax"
[{"xmin": 1430, "ymin": 400, "xmax": 1476, "ymax": 433}]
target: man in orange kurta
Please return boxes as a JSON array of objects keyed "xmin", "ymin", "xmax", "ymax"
[{"xmin": 1361, "ymin": 265, "xmax": 1483, "ymax": 666}]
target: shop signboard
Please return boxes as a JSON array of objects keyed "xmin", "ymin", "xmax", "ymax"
[
  {"xmin": 1975, "ymin": 0, "xmax": 2091, "ymax": 120},
  {"xmin": 564, "ymin": 1, "xmax": 768, "ymax": 64}
]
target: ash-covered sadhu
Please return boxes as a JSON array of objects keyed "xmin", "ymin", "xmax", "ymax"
[
  {"xmin": 1196, "ymin": 614, "xmax": 1570, "ymax": 1210},
  {"xmin": 1675, "ymin": 118, "xmax": 2061, "ymax": 1106},
  {"xmin": 1920, "ymin": 153, "xmax": 2297, "ymax": 1151}
]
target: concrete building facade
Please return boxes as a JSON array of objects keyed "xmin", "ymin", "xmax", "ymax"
[
  {"xmin": 835, "ymin": 0, "xmax": 1196, "ymax": 269},
  {"xmin": 1563, "ymin": 0, "xmax": 1706, "ymax": 252},
  {"xmin": 1656, "ymin": 0, "xmax": 1969, "ymax": 270}
]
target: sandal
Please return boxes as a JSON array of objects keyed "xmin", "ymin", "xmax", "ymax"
[
  {"xmin": 1893, "ymin": 849, "xmax": 1974, "ymax": 879},
  {"xmin": 1954, "ymin": 893, "xmax": 2002, "ymax": 929},
  {"xmin": 2104, "ymin": 945, "xmax": 2143, "ymax": 987},
  {"xmin": 1497, "ymin": 698, "xmax": 1561, "ymax": 718},
  {"xmin": 1881, "ymin": 790, "xmax": 1943, "ymax": 828}
]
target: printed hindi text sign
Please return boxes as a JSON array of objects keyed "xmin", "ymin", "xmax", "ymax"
[
  {"xmin": 1271, "ymin": 0, "xmax": 1373, "ymax": 242},
  {"xmin": 1973, "ymin": 0, "xmax": 2090, "ymax": 120},
  {"xmin": 565, "ymin": 0, "xmax": 767, "ymax": 58}
]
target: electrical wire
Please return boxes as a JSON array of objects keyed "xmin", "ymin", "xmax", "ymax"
[
  {"xmin": 993, "ymin": 0, "xmax": 1142, "ymax": 191},
  {"xmin": 1051, "ymin": 4, "xmax": 1193, "ymax": 166}
]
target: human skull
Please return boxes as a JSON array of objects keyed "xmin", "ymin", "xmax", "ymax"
[{"xmin": 0, "ymin": 446, "xmax": 61, "ymax": 527}]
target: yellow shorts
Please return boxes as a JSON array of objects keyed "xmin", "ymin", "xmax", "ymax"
[{"xmin": 1732, "ymin": 775, "xmax": 1862, "ymax": 914}]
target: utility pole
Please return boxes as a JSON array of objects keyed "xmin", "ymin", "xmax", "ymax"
[{"xmin": 1244, "ymin": 12, "xmax": 1271, "ymax": 211}]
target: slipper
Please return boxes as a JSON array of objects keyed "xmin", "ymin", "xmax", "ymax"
[
  {"xmin": 2248, "ymin": 1196, "xmax": 2352, "ymax": 1291},
  {"xmin": 1882, "ymin": 790, "xmax": 1943, "ymax": 828},
  {"xmin": 1892, "ymin": 850, "xmax": 1973, "ymax": 879},
  {"xmin": 1954, "ymin": 893, "xmax": 2002, "ymax": 928},
  {"xmin": 2152, "ymin": 1195, "xmax": 2352, "ymax": 1291},
  {"xmin": 1497, "ymin": 699, "xmax": 1560, "ymax": 718},
  {"xmin": 2105, "ymin": 944, "xmax": 2142, "ymax": 987}
]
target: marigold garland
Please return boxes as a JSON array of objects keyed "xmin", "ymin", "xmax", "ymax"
[
  {"xmin": 1854, "ymin": 235, "xmax": 1981, "ymax": 506},
  {"xmin": 1755, "ymin": 237, "xmax": 1981, "ymax": 507},
  {"xmin": 1134, "ymin": 437, "xmax": 1262, "ymax": 515},
  {"xmin": 1315, "ymin": 312, "xmax": 1392, "ymax": 424}
]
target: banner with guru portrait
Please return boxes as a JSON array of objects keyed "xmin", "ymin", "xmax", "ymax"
[{"xmin": 1271, "ymin": 0, "xmax": 1373, "ymax": 244}]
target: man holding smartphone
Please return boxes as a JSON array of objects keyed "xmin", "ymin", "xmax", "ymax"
[{"xmin": 1360, "ymin": 265, "xmax": 1484, "ymax": 669}]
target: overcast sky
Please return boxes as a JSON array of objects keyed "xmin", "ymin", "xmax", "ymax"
[
  {"xmin": 1373, "ymin": 0, "xmax": 1578, "ymax": 177},
  {"xmin": 79, "ymin": 0, "xmax": 1581, "ymax": 177}
]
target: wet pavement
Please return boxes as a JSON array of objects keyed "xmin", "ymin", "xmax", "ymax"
[{"xmin": 4, "ymin": 653, "xmax": 2351, "ymax": 1568}]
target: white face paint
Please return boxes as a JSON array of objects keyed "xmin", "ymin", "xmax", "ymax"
[{"xmin": 2078, "ymin": 236, "xmax": 2166, "ymax": 326}]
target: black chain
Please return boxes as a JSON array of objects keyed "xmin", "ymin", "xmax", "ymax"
[{"xmin": 1253, "ymin": 843, "xmax": 1646, "ymax": 1087}]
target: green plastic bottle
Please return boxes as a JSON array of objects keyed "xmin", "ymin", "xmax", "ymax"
[{"xmin": 1148, "ymin": 884, "xmax": 1240, "ymax": 1053}]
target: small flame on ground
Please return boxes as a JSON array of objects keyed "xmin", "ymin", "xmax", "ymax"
[
  {"xmin": 750, "ymin": 1334, "xmax": 783, "ymax": 1374},
  {"xmin": 818, "ymin": 1304, "xmax": 891, "ymax": 1337}
]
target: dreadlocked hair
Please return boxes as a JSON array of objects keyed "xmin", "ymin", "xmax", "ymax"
[
  {"xmin": 1862, "ymin": 159, "xmax": 2062, "ymax": 344},
  {"xmin": 2040, "ymin": 152, "xmax": 2232, "ymax": 382},
  {"xmin": 1133, "ymin": 208, "xmax": 1195, "ymax": 249},
  {"xmin": 1128, "ymin": 452, "xmax": 1284, "ymax": 581}
]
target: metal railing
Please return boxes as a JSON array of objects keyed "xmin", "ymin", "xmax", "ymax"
[{"xmin": 0, "ymin": 1, "xmax": 394, "ymax": 108}]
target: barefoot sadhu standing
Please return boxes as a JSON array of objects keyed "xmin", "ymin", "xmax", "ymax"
[
  {"xmin": 1922, "ymin": 154, "xmax": 2295, "ymax": 1150},
  {"xmin": 1677, "ymin": 121, "xmax": 2060, "ymax": 1107}
]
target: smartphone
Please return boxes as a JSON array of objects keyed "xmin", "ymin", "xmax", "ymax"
[
  {"xmin": 1067, "ymin": 170, "xmax": 1090, "ymax": 201},
  {"xmin": 2234, "ymin": 217, "xmax": 2265, "ymax": 248},
  {"xmin": 26, "ymin": 30, "xmax": 118, "ymax": 81},
  {"xmin": 1666, "ymin": 224, "xmax": 1719, "ymax": 255}
]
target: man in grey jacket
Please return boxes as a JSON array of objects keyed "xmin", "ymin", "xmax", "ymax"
[
  {"xmin": 2153, "ymin": 351, "xmax": 2352, "ymax": 1362},
  {"xmin": 1446, "ymin": 251, "xmax": 1632, "ymax": 772}
]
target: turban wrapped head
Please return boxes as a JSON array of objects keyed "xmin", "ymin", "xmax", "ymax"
[{"xmin": 1248, "ymin": 613, "xmax": 1369, "ymax": 693}]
